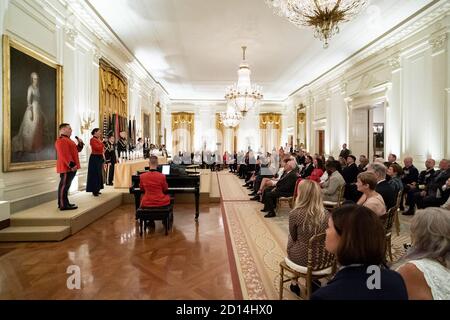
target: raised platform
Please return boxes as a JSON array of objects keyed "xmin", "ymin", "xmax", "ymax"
[
  {"xmin": 0, "ymin": 171, "xmax": 221, "ymax": 242},
  {"xmin": 0, "ymin": 188, "xmax": 123, "ymax": 242}
]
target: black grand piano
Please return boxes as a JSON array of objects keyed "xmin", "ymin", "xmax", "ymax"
[{"xmin": 129, "ymin": 166, "xmax": 201, "ymax": 220}]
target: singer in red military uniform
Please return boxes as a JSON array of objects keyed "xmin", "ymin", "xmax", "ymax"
[
  {"xmin": 140, "ymin": 156, "xmax": 171, "ymax": 208},
  {"xmin": 86, "ymin": 128, "xmax": 104, "ymax": 196},
  {"xmin": 55, "ymin": 123, "xmax": 84, "ymax": 210}
]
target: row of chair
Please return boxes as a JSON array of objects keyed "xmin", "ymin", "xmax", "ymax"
[{"xmin": 278, "ymin": 188, "xmax": 404, "ymax": 300}]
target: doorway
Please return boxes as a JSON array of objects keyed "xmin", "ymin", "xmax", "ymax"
[
  {"xmin": 370, "ymin": 103, "xmax": 385, "ymax": 160},
  {"xmin": 316, "ymin": 130, "xmax": 325, "ymax": 155},
  {"xmin": 349, "ymin": 103, "xmax": 385, "ymax": 161}
]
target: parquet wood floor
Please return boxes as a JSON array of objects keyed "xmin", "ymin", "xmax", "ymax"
[{"xmin": 0, "ymin": 204, "xmax": 237, "ymax": 300}]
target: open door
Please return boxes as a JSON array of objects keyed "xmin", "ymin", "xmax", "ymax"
[{"xmin": 349, "ymin": 108, "xmax": 369, "ymax": 158}]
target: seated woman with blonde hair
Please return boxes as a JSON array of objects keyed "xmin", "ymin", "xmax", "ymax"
[
  {"xmin": 397, "ymin": 207, "xmax": 450, "ymax": 300},
  {"xmin": 286, "ymin": 179, "xmax": 329, "ymax": 296},
  {"xmin": 356, "ymin": 171, "xmax": 386, "ymax": 217}
]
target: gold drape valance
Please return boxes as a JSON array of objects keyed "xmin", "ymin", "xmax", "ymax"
[
  {"xmin": 260, "ymin": 113, "xmax": 281, "ymax": 129},
  {"xmin": 99, "ymin": 59, "xmax": 128, "ymax": 133},
  {"xmin": 156, "ymin": 102, "xmax": 162, "ymax": 145},
  {"xmin": 172, "ymin": 112, "xmax": 194, "ymax": 153},
  {"xmin": 172, "ymin": 112, "xmax": 195, "ymax": 131}
]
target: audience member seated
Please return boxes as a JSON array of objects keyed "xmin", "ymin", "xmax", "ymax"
[
  {"xmin": 387, "ymin": 153, "xmax": 399, "ymax": 165},
  {"xmin": 321, "ymin": 161, "xmax": 345, "ymax": 203},
  {"xmin": 300, "ymin": 155, "xmax": 314, "ymax": 179},
  {"xmin": 338, "ymin": 156, "xmax": 347, "ymax": 170},
  {"xmin": 441, "ymin": 178, "xmax": 450, "ymax": 210},
  {"xmin": 405, "ymin": 159, "xmax": 436, "ymax": 211},
  {"xmin": 308, "ymin": 158, "xmax": 325, "ymax": 183},
  {"xmin": 356, "ymin": 172, "xmax": 386, "ymax": 217},
  {"xmin": 261, "ymin": 158, "xmax": 298, "ymax": 218},
  {"xmin": 401, "ymin": 156, "xmax": 420, "ymax": 209},
  {"xmin": 251, "ymin": 159, "xmax": 287, "ymax": 201},
  {"xmin": 397, "ymin": 208, "xmax": 450, "ymax": 300},
  {"xmin": 358, "ymin": 155, "xmax": 369, "ymax": 173},
  {"xmin": 404, "ymin": 159, "xmax": 450, "ymax": 215},
  {"xmin": 311, "ymin": 205, "xmax": 408, "ymax": 300},
  {"xmin": 342, "ymin": 155, "xmax": 359, "ymax": 184},
  {"xmin": 342, "ymin": 155, "xmax": 360, "ymax": 201},
  {"xmin": 296, "ymin": 150, "xmax": 306, "ymax": 167},
  {"xmin": 387, "ymin": 163, "xmax": 404, "ymax": 198},
  {"xmin": 139, "ymin": 156, "xmax": 171, "ymax": 208},
  {"xmin": 367, "ymin": 162, "xmax": 396, "ymax": 210},
  {"xmin": 286, "ymin": 180, "xmax": 329, "ymax": 296}
]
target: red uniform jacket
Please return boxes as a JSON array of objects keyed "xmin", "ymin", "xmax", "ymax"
[
  {"xmin": 139, "ymin": 170, "xmax": 171, "ymax": 207},
  {"xmin": 55, "ymin": 135, "xmax": 83, "ymax": 174},
  {"xmin": 90, "ymin": 137, "xmax": 104, "ymax": 155}
]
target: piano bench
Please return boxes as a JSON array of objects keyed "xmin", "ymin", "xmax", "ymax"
[{"xmin": 136, "ymin": 204, "xmax": 174, "ymax": 236}]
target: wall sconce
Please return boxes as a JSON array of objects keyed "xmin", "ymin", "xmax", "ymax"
[{"xmin": 81, "ymin": 110, "xmax": 95, "ymax": 133}]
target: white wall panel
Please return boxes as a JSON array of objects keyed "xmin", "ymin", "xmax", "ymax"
[{"xmin": 403, "ymin": 50, "xmax": 429, "ymax": 162}]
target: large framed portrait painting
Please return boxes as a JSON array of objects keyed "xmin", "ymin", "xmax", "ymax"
[{"xmin": 3, "ymin": 36, "xmax": 63, "ymax": 172}]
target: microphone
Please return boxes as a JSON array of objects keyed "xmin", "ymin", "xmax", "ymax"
[{"xmin": 75, "ymin": 136, "xmax": 83, "ymax": 145}]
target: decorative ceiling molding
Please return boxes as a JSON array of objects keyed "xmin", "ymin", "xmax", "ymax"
[
  {"xmin": 356, "ymin": 1, "xmax": 450, "ymax": 62},
  {"xmin": 429, "ymin": 32, "xmax": 448, "ymax": 53},
  {"xmin": 290, "ymin": 0, "xmax": 450, "ymax": 99},
  {"xmin": 387, "ymin": 54, "xmax": 401, "ymax": 71}
]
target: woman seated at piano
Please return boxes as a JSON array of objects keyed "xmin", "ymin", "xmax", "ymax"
[{"xmin": 139, "ymin": 155, "xmax": 171, "ymax": 208}]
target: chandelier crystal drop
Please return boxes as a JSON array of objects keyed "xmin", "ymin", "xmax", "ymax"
[
  {"xmin": 225, "ymin": 46, "xmax": 263, "ymax": 117},
  {"xmin": 265, "ymin": 0, "xmax": 368, "ymax": 48}
]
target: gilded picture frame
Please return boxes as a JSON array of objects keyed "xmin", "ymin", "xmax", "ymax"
[{"xmin": 2, "ymin": 35, "xmax": 63, "ymax": 172}]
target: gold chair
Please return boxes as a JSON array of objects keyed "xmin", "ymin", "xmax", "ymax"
[
  {"xmin": 276, "ymin": 196, "xmax": 294, "ymax": 212},
  {"xmin": 323, "ymin": 184, "xmax": 345, "ymax": 210},
  {"xmin": 394, "ymin": 191, "xmax": 403, "ymax": 236},
  {"xmin": 382, "ymin": 206, "xmax": 398, "ymax": 262},
  {"xmin": 279, "ymin": 233, "xmax": 336, "ymax": 300}
]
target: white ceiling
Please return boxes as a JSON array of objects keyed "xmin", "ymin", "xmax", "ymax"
[{"xmin": 88, "ymin": 0, "xmax": 434, "ymax": 101}]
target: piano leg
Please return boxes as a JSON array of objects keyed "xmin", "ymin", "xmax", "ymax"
[{"xmin": 195, "ymin": 190, "xmax": 200, "ymax": 221}]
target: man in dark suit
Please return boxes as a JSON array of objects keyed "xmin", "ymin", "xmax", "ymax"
[
  {"xmin": 368, "ymin": 162, "xmax": 396, "ymax": 210},
  {"xmin": 404, "ymin": 158, "xmax": 435, "ymax": 212},
  {"xmin": 261, "ymin": 157, "xmax": 298, "ymax": 218},
  {"xmin": 404, "ymin": 159, "xmax": 450, "ymax": 215},
  {"xmin": 296, "ymin": 150, "xmax": 306, "ymax": 167},
  {"xmin": 343, "ymin": 155, "xmax": 360, "ymax": 202},
  {"xmin": 339, "ymin": 143, "xmax": 351, "ymax": 160},
  {"xmin": 300, "ymin": 155, "xmax": 314, "ymax": 178}
]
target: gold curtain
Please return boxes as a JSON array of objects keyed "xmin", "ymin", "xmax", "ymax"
[
  {"xmin": 260, "ymin": 113, "xmax": 281, "ymax": 153},
  {"xmin": 297, "ymin": 105, "xmax": 307, "ymax": 150},
  {"xmin": 99, "ymin": 59, "xmax": 128, "ymax": 133},
  {"xmin": 155, "ymin": 102, "xmax": 162, "ymax": 145},
  {"xmin": 216, "ymin": 114, "xmax": 238, "ymax": 153},
  {"xmin": 172, "ymin": 112, "xmax": 194, "ymax": 154}
]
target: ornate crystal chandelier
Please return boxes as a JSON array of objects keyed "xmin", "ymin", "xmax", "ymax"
[
  {"xmin": 265, "ymin": 0, "xmax": 368, "ymax": 48},
  {"xmin": 225, "ymin": 46, "xmax": 263, "ymax": 117},
  {"xmin": 220, "ymin": 103, "xmax": 243, "ymax": 128}
]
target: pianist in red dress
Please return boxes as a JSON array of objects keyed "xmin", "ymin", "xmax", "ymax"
[{"xmin": 140, "ymin": 155, "xmax": 171, "ymax": 208}]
